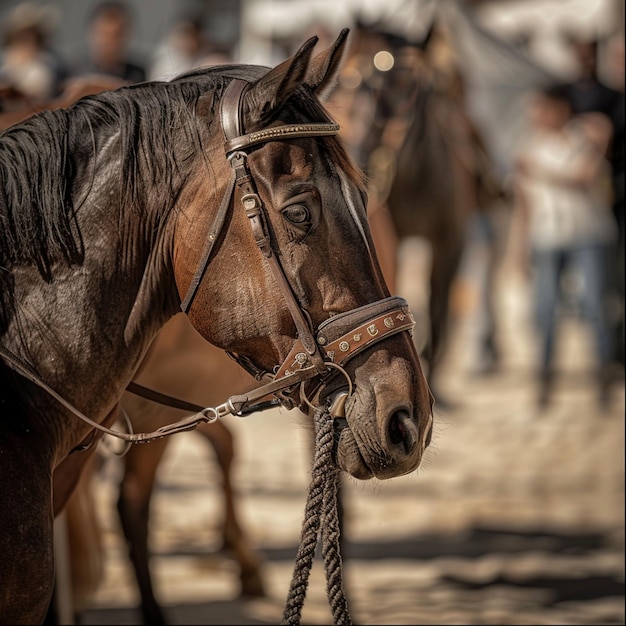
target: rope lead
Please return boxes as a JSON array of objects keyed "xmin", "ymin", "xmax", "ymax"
[{"xmin": 281, "ymin": 405, "xmax": 352, "ymax": 625}]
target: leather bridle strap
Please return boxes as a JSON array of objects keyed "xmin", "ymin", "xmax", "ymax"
[
  {"xmin": 180, "ymin": 172, "xmax": 235, "ymax": 313},
  {"xmin": 180, "ymin": 78, "xmax": 339, "ymax": 337},
  {"xmin": 229, "ymin": 154, "xmax": 324, "ymax": 363}
]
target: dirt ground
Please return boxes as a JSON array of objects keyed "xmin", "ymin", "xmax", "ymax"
[{"xmin": 75, "ymin": 236, "xmax": 624, "ymax": 625}]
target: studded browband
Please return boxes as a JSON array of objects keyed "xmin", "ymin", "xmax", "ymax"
[{"xmin": 224, "ymin": 123, "xmax": 340, "ymax": 153}]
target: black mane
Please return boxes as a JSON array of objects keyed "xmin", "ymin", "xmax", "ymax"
[
  {"xmin": 0, "ymin": 63, "xmax": 361, "ymax": 333},
  {"xmin": 0, "ymin": 68, "xmax": 235, "ymax": 280},
  {"xmin": 0, "ymin": 67, "xmax": 231, "ymax": 332}
]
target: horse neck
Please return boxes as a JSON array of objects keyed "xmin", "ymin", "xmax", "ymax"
[{"xmin": 5, "ymin": 164, "xmax": 179, "ymax": 431}]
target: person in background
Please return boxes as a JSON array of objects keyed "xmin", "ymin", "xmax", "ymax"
[
  {"xmin": 149, "ymin": 11, "xmax": 231, "ymax": 82},
  {"xmin": 0, "ymin": 2, "xmax": 67, "ymax": 104},
  {"xmin": 0, "ymin": 4, "xmax": 126, "ymax": 130},
  {"xmin": 72, "ymin": 1, "xmax": 146, "ymax": 84},
  {"xmin": 512, "ymin": 82, "xmax": 617, "ymax": 409},
  {"xmin": 563, "ymin": 33, "xmax": 623, "ymax": 126},
  {"xmin": 564, "ymin": 32, "xmax": 625, "ymax": 368}
]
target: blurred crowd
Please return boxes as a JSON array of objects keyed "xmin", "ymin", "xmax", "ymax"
[
  {"xmin": 511, "ymin": 38, "xmax": 623, "ymax": 409},
  {"xmin": 0, "ymin": 1, "xmax": 234, "ymax": 122},
  {"xmin": 0, "ymin": 0, "xmax": 624, "ymax": 411}
]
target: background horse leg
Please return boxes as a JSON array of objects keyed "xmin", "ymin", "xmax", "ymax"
[
  {"xmin": 196, "ymin": 420, "xmax": 266, "ymax": 598},
  {"xmin": 117, "ymin": 419, "xmax": 266, "ymax": 625},
  {"xmin": 117, "ymin": 436, "xmax": 169, "ymax": 626},
  {"xmin": 45, "ymin": 454, "xmax": 105, "ymax": 625},
  {"xmin": 427, "ymin": 234, "xmax": 465, "ymax": 406},
  {"xmin": 368, "ymin": 200, "xmax": 399, "ymax": 292},
  {"xmin": 65, "ymin": 454, "xmax": 105, "ymax": 614}
]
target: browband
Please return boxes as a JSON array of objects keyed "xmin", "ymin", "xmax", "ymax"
[{"xmin": 225, "ymin": 123, "xmax": 340, "ymax": 154}]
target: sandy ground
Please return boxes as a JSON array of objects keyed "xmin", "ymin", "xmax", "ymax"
[{"xmin": 72, "ymin": 235, "xmax": 624, "ymax": 625}]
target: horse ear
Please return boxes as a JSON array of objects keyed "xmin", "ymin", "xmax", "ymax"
[
  {"xmin": 245, "ymin": 36, "xmax": 318, "ymax": 124},
  {"xmin": 305, "ymin": 28, "xmax": 350, "ymax": 101}
]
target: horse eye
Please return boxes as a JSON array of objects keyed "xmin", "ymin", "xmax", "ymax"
[{"xmin": 282, "ymin": 204, "xmax": 310, "ymax": 225}]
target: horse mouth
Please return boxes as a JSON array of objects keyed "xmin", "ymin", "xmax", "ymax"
[
  {"xmin": 333, "ymin": 406, "xmax": 426, "ymax": 480},
  {"xmin": 334, "ymin": 417, "xmax": 375, "ymax": 479}
]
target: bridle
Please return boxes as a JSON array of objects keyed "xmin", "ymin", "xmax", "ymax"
[
  {"xmin": 180, "ymin": 78, "xmax": 416, "ymax": 405},
  {"xmin": 0, "ymin": 77, "xmax": 418, "ymax": 445}
]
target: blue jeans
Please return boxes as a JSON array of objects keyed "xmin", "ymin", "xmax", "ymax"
[{"xmin": 532, "ymin": 243, "xmax": 613, "ymax": 373}]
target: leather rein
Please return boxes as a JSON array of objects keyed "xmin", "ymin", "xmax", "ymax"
[{"xmin": 0, "ymin": 78, "xmax": 416, "ymax": 446}]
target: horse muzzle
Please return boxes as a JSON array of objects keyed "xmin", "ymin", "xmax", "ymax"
[
  {"xmin": 304, "ymin": 297, "xmax": 433, "ymax": 480},
  {"xmin": 227, "ymin": 295, "xmax": 433, "ymax": 480},
  {"xmin": 330, "ymin": 360, "xmax": 433, "ymax": 480}
]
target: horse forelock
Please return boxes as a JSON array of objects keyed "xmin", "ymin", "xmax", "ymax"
[
  {"xmin": 177, "ymin": 65, "xmax": 365, "ymax": 190},
  {"xmin": 287, "ymin": 88, "xmax": 366, "ymax": 192}
]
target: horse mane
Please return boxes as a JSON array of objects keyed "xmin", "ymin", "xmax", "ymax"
[
  {"xmin": 0, "ymin": 63, "xmax": 363, "ymax": 333},
  {"xmin": 0, "ymin": 68, "xmax": 226, "ymax": 332},
  {"xmin": 0, "ymin": 109, "xmax": 78, "ymax": 280},
  {"xmin": 289, "ymin": 87, "xmax": 366, "ymax": 191},
  {"xmin": 0, "ymin": 68, "xmax": 230, "ymax": 275}
]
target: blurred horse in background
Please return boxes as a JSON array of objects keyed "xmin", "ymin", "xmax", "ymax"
[
  {"xmin": 328, "ymin": 22, "xmax": 504, "ymax": 400},
  {"xmin": 117, "ymin": 314, "xmax": 266, "ymax": 624}
]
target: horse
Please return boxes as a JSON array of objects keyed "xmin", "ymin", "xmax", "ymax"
[
  {"xmin": 328, "ymin": 23, "xmax": 504, "ymax": 397},
  {"xmin": 0, "ymin": 29, "xmax": 433, "ymax": 623},
  {"xmin": 48, "ymin": 314, "xmax": 266, "ymax": 625}
]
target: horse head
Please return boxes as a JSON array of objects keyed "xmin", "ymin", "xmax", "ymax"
[{"xmin": 173, "ymin": 30, "xmax": 433, "ymax": 480}]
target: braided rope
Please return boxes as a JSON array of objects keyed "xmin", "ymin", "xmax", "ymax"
[
  {"xmin": 321, "ymin": 461, "xmax": 351, "ymax": 625},
  {"xmin": 281, "ymin": 406, "xmax": 352, "ymax": 625}
]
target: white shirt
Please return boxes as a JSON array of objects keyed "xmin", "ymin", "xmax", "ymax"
[{"xmin": 517, "ymin": 119, "xmax": 616, "ymax": 250}]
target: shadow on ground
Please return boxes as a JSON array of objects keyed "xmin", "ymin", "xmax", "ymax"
[{"xmin": 78, "ymin": 524, "xmax": 624, "ymax": 625}]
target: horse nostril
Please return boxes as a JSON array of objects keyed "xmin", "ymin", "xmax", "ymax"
[{"xmin": 388, "ymin": 409, "xmax": 416, "ymax": 455}]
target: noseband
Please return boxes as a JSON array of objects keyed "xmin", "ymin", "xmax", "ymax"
[{"xmin": 180, "ymin": 78, "xmax": 416, "ymax": 413}]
